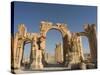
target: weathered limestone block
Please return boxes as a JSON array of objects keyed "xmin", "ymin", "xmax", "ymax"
[
  {"xmin": 37, "ymin": 50, "xmax": 43, "ymax": 69},
  {"xmin": 30, "ymin": 50, "xmax": 38, "ymax": 69},
  {"xmin": 40, "ymin": 21, "xmax": 53, "ymax": 35},
  {"xmin": 18, "ymin": 24, "xmax": 27, "ymax": 38},
  {"xmin": 40, "ymin": 36, "xmax": 46, "ymax": 50},
  {"xmin": 30, "ymin": 50, "xmax": 43, "ymax": 70},
  {"xmin": 80, "ymin": 63, "xmax": 86, "ymax": 70},
  {"xmin": 86, "ymin": 63, "xmax": 95, "ymax": 69}
]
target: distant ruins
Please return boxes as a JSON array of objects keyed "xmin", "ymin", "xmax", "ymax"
[
  {"xmin": 11, "ymin": 21, "xmax": 97, "ymax": 72},
  {"xmin": 55, "ymin": 42, "xmax": 63, "ymax": 63}
]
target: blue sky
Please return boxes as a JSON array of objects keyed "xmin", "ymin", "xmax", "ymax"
[{"xmin": 13, "ymin": 1, "xmax": 97, "ymax": 57}]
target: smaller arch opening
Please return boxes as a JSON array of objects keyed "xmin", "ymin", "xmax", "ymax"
[
  {"xmin": 81, "ymin": 36, "xmax": 91, "ymax": 62},
  {"xmin": 44, "ymin": 28, "xmax": 64, "ymax": 67},
  {"xmin": 21, "ymin": 40, "xmax": 32, "ymax": 70}
]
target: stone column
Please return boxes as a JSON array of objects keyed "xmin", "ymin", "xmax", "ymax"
[
  {"xmin": 12, "ymin": 32, "xmax": 24, "ymax": 69},
  {"xmin": 63, "ymin": 34, "xmax": 71, "ymax": 64},
  {"xmin": 37, "ymin": 50, "xmax": 43, "ymax": 69},
  {"xmin": 12, "ymin": 33, "xmax": 18, "ymax": 69},
  {"xmin": 30, "ymin": 49, "xmax": 38, "ymax": 69},
  {"xmin": 70, "ymin": 33, "xmax": 81, "ymax": 64},
  {"xmin": 77, "ymin": 36, "xmax": 87, "ymax": 70},
  {"xmin": 39, "ymin": 35, "xmax": 46, "ymax": 68},
  {"xmin": 30, "ymin": 35, "xmax": 39, "ymax": 69},
  {"xmin": 69, "ymin": 33, "xmax": 84, "ymax": 69},
  {"xmin": 63, "ymin": 30, "xmax": 71, "ymax": 65},
  {"xmin": 78, "ymin": 36, "xmax": 84, "ymax": 62},
  {"xmin": 16, "ymin": 39, "xmax": 24, "ymax": 69},
  {"xmin": 14, "ymin": 24, "xmax": 27, "ymax": 69}
]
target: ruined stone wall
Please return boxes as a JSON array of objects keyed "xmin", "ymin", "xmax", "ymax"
[{"xmin": 12, "ymin": 21, "xmax": 97, "ymax": 71}]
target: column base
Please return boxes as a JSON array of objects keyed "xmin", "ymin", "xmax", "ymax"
[
  {"xmin": 80, "ymin": 63, "xmax": 86, "ymax": 70},
  {"xmin": 30, "ymin": 63, "xmax": 43, "ymax": 70}
]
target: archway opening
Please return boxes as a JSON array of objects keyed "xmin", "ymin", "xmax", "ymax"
[
  {"xmin": 81, "ymin": 36, "xmax": 91, "ymax": 62},
  {"xmin": 21, "ymin": 41, "xmax": 32, "ymax": 70},
  {"xmin": 45, "ymin": 29, "xmax": 64, "ymax": 66}
]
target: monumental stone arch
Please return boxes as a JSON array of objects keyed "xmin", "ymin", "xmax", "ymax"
[
  {"xmin": 12, "ymin": 24, "xmax": 43, "ymax": 70},
  {"xmin": 12, "ymin": 24, "xmax": 32, "ymax": 69},
  {"xmin": 40, "ymin": 21, "xmax": 72, "ymax": 64},
  {"xmin": 77, "ymin": 24, "xmax": 97, "ymax": 65}
]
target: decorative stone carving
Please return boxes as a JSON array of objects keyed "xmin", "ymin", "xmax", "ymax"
[{"xmin": 18, "ymin": 24, "xmax": 27, "ymax": 38}]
